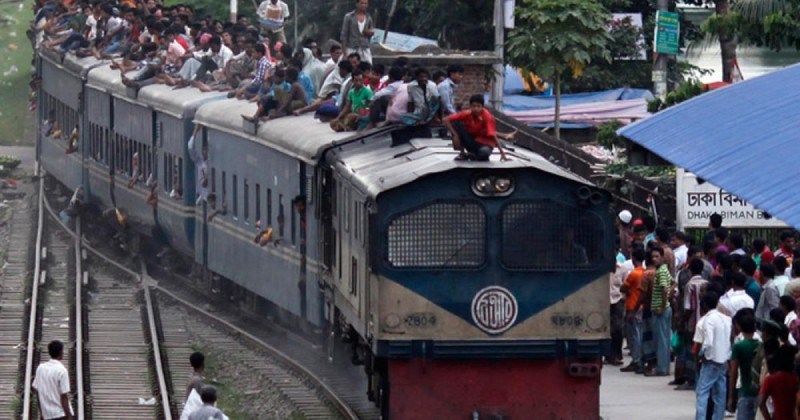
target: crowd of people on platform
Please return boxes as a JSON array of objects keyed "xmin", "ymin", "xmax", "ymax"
[
  {"xmin": 610, "ymin": 210, "xmax": 800, "ymax": 420},
  {"xmin": 31, "ymin": 0, "xmax": 516, "ymax": 162}
]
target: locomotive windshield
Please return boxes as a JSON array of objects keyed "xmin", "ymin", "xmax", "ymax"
[
  {"xmin": 386, "ymin": 201, "xmax": 486, "ymax": 269},
  {"xmin": 501, "ymin": 200, "xmax": 604, "ymax": 270}
]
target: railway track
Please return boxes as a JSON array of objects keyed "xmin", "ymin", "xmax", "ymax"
[
  {"xmin": 18, "ymin": 178, "xmax": 172, "ymax": 419},
  {"xmin": 34, "ymin": 176, "xmax": 361, "ymax": 419}
]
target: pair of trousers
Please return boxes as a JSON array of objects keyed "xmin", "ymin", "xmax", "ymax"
[
  {"xmin": 652, "ymin": 306, "xmax": 672, "ymax": 374},
  {"xmin": 625, "ymin": 310, "xmax": 643, "ymax": 365},
  {"xmin": 452, "ymin": 122, "xmax": 492, "ymax": 160},
  {"xmin": 695, "ymin": 361, "xmax": 727, "ymax": 420},
  {"xmin": 736, "ymin": 395, "xmax": 756, "ymax": 420},
  {"xmin": 608, "ymin": 300, "xmax": 625, "ymax": 360}
]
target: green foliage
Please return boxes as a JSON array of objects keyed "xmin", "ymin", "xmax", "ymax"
[
  {"xmin": 0, "ymin": 2, "xmax": 33, "ymax": 146},
  {"xmin": 507, "ymin": 0, "xmax": 613, "ymax": 80},
  {"xmin": 647, "ymin": 79, "xmax": 704, "ymax": 112},
  {"xmin": 597, "ymin": 120, "xmax": 626, "ymax": 150},
  {"xmin": 733, "ymin": 0, "xmax": 800, "ymax": 52},
  {"xmin": 605, "ymin": 162, "xmax": 676, "ymax": 179}
]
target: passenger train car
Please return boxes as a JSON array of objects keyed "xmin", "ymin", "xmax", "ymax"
[{"xmin": 37, "ymin": 50, "xmax": 615, "ymax": 419}]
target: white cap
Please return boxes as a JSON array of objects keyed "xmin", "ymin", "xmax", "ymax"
[{"xmin": 618, "ymin": 210, "xmax": 632, "ymax": 224}]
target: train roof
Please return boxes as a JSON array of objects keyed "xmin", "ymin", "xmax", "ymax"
[
  {"xmin": 327, "ymin": 134, "xmax": 593, "ymax": 198},
  {"xmin": 138, "ymin": 85, "xmax": 228, "ymax": 119},
  {"xmin": 86, "ymin": 64, "xmax": 127, "ymax": 97},
  {"xmin": 40, "ymin": 51, "xmax": 104, "ymax": 78},
  {"xmin": 194, "ymin": 98, "xmax": 357, "ymax": 164}
]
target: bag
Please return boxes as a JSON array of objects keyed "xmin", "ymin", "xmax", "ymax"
[{"xmin": 670, "ymin": 331, "xmax": 683, "ymax": 353}]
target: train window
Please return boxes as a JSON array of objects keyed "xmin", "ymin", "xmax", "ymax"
[
  {"xmin": 232, "ymin": 174, "xmax": 238, "ymax": 218},
  {"xmin": 278, "ymin": 194, "xmax": 285, "ymax": 238},
  {"xmin": 210, "ymin": 168, "xmax": 216, "ymax": 193},
  {"xmin": 255, "ymin": 184, "xmax": 261, "ymax": 223},
  {"xmin": 163, "ymin": 154, "xmax": 172, "ymax": 193},
  {"xmin": 338, "ymin": 230, "xmax": 342, "ymax": 280},
  {"xmin": 350, "ymin": 257, "xmax": 358, "ymax": 296},
  {"xmin": 500, "ymin": 200, "xmax": 604, "ymax": 271},
  {"xmin": 331, "ymin": 178, "xmax": 337, "ymax": 216},
  {"xmin": 176, "ymin": 158, "xmax": 183, "ymax": 197},
  {"xmin": 386, "ymin": 201, "xmax": 486, "ymax": 269},
  {"xmin": 344, "ymin": 189, "xmax": 350, "ymax": 233},
  {"xmin": 221, "ymin": 171, "xmax": 227, "ymax": 203},
  {"xmin": 267, "ymin": 188, "xmax": 272, "ymax": 225},
  {"xmin": 243, "ymin": 178, "xmax": 250, "ymax": 222},
  {"xmin": 291, "ymin": 198, "xmax": 296, "ymax": 245}
]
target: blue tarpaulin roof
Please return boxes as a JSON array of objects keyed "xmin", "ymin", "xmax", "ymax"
[{"xmin": 618, "ymin": 63, "xmax": 800, "ymax": 229}]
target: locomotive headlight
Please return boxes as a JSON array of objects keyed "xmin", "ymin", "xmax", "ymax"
[
  {"xmin": 494, "ymin": 177, "xmax": 512, "ymax": 193},
  {"xmin": 475, "ymin": 177, "xmax": 493, "ymax": 193}
]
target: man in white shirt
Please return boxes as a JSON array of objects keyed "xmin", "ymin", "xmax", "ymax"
[
  {"xmin": 756, "ymin": 263, "xmax": 780, "ymax": 321},
  {"xmin": 773, "ymin": 256, "xmax": 791, "ymax": 295},
  {"xmin": 32, "ymin": 340, "xmax": 73, "ymax": 420},
  {"xmin": 671, "ymin": 231, "xmax": 689, "ymax": 276},
  {"xmin": 694, "ymin": 292, "xmax": 731, "ymax": 420},
  {"xmin": 257, "ymin": 0, "xmax": 290, "ymax": 45},
  {"xmin": 718, "ymin": 272, "xmax": 755, "ymax": 317}
]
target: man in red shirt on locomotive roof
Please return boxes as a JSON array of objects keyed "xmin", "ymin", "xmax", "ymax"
[{"xmin": 443, "ymin": 94, "xmax": 516, "ymax": 162}]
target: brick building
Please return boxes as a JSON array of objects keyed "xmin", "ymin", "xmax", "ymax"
[{"xmin": 372, "ymin": 47, "xmax": 501, "ymax": 112}]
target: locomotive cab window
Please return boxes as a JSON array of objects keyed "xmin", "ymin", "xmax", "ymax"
[
  {"xmin": 386, "ymin": 201, "xmax": 486, "ymax": 269},
  {"xmin": 501, "ymin": 200, "xmax": 604, "ymax": 270}
]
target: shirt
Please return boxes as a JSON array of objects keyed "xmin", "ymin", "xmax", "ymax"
[
  {"xmin": 347, "ymin": 85, "xmax": 373, "ymax": 114},
  {"xmin": 650, "ymin": 264, "xmax": 673, "ymax": 311},
  {"xmin": 718, "ymin": 289, "xmax": 754, "ymax": 317},
  {"xmin": 406, "ymin": 80, "xmax": 440, "ymax": 117},
  {"xmin": 251, "ymin": 56, "xmax": 271, "ymax": 87},
  {"xmin": 438, "ymin": 78, "xmax": 459, "ymax": 115},
  {"xmin": 297, "ymin": 71, "xmax": 315, "ymax": 104},
  {"xmin": 698, "ymin": 309, "xmax": 732, "ymax": 364},
  {"xmin": 340, "ymin": 10, "xmax": 374, "ymax": 49},
  {"xmin": 257, "ymin": 0, "xmax": 290, "ymax": 32},
  {"xmin": 744, "ymin": 278, "xmax": 762, "ymax": 306},
  {"xmin": 684, "ymin": 275, "xmax": 709, "ymax": 328},
  {"xmin": 188, "ymin": 405, "xmax": 225, "ymax": 420},
  {"xmin": 623, "ymin": 266, "xmax": 645, "ymax": 312},
  {"xmin": 610, "ymin": 260, "xmax": 633, "ymax": 305},
  {"xmin": 33, "ymin": 359, "xmax": 74, "ymax": 419},
  {"xmin": 731, "ymin": 338, "xmax": 760, "ymax": 397},
  {"xmin": 446, "ymin": 109, "xmax": 498, "ymax": 147},
  {"xmin": 673, "ymin": 244, "xmax": 688, "ymax": 275},
  {"xmin": 756, "ymin": 278, "xmax": 781, "ymax": 320},
  {"xmin": 783, "ymin": 278, "xmax": 800, "ymax": 298},
  {"xmin": 374, "ymin": 80, "xmax": 403, "ymax": 100},
  {"xmin": 386, "ymin": 84, "xmax": 410, "ymax": 123},
  {"xmin": 774, "ymin": 275, "xmax": 790, "ymax": 296},
  {"xmin": 760, "ymin": 371, "xmax": 799, "ymax": 420}
]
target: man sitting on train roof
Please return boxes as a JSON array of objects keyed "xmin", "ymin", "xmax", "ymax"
[
  {"xmin": 443, "ymin": 94, "xmax": 515, "ymax": 162},
  {"xmin": 292, "ymin": 59, "xmax": 353, "ymax": 117},
  {"xmin": 232, "ymin": 43, "xmax": 272, "ymax": 100},
  {"xmin": 241, "ymin": 67, "xmax": 306, "ymax": 123},
  {"xmin": 329, "ymin": 69, "xmax": 373, "ymax": 132}
]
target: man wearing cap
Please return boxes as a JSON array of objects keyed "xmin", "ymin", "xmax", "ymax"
[{"xmin": 618, "ymin": 210, "xmax": 633, "ymax": 259}]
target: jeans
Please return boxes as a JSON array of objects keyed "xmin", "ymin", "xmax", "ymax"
[
  {"xmin": 653, "ymin": 306, "xmax": 672, "ymax": 374},
  {"xmin": 625, "ymin": 309, "xmax": 643, "ymax": 365},
  {"xmin": 696, "ymin": 361, "xmax": 727, "ymax": 420},
  {"xmin": 609, "ymin": 301, "xmax": 625, "ymax": 360},
  {"xmin": 736, "ymin": 395, "xmax": 756, "ymax": 420}
]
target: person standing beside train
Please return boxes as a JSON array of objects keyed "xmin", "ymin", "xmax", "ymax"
[{"xmin": 645, "ymin": 246, "xmax": 673, "ymax": 377}]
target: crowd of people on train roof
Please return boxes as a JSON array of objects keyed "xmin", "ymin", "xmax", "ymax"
[
  {"xmin": 611, "ymin": 210, "xmax": 800, "ymax": 420},
  {"xmin": 32, "ymin": 0, "xmax": 516, "ymax": 161}
]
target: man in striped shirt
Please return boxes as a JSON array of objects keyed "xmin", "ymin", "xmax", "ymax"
[
  {"xmin": 32, "ymin": 340, "xmax": 73, "ymax": 420},
  {"xmin": 646, "ymin": 247, "xmax": 674, "ymax": 377},
  {"xmin": 235, "ymin": 44, "xmax": 271, "ymax": 100}
]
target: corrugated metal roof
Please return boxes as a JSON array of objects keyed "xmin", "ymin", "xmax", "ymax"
[
  {"xmin": 328, "ymin": 135, "xmax": 592, "ymax": 198},
  {"xmin": 618, "ymin": 63, "xmax": 800, "ymax": 229}
]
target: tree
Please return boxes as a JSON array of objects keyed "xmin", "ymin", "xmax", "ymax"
[
  {"xmin": 733, "ymin": 0, "xmax": 800, "ymax": 52},
  {"xmin": 684, "ymin": 0, "xmax": 739, "ymax": 82},
  {"xmin": 506, "ymin": 0, "xmax": 613, "ymax": 140}
]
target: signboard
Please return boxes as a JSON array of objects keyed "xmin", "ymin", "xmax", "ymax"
[
  {"xmin": 370, "ymin": 29, "xmax": 437, "ymax": 52},
  {"xmin": 654, "ymin": 11, "xmax": 680, "ymax": 55},
  {"xmin": 676, "ymin": 168, "xmax": 787, "ymax": 229}
]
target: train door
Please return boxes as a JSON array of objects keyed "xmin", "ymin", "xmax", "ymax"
[
  {"xmin": 320, "ymin": 169, "xmax": 335, "ymax": 273},
  {"xmin": 200, "ymin": 128, "xmax": 209, "ymax": 267}
]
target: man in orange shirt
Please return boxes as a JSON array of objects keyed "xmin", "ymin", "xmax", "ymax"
[
  {"xmin": 621, "ymin": 247, "xmax": 647, "ymax": 373},
  {"xmin": 443, "ymin": 94, "xmax": 515, "ymax": 162}
]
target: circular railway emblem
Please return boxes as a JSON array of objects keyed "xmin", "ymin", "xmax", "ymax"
[{"xmin": 471, "ymin": 286, "xmax": 518, "ymax": 335}]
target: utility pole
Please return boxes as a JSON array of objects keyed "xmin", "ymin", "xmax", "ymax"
[
  {"xmin": 653, "ymin": 0, "xmax": 669, "ymax": 100},
  {"xmin": 229, "ymin": 0, "xmax": 237, "ymax": 23},
  {"xmin": 293, "ymin": 0, "xmax": 298, "ymax": 51},
  {"xmin": 491, "ymin": 0, "xmax": 505, "ymax": 111}
]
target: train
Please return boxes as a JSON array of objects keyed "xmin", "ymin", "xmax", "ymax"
[{"xmin": 36, "ymin": 49, "xmax": 615, "ymax": 419}]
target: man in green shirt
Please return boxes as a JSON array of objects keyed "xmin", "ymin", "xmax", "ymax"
[
  {"xmin": 330, "ymin": 69, "xmax": 373, "ymax": 131},
  {"xmin": 646, "ymin": 247, "xmax": 673, "ymax": 377},
  {"xmin": 729, "ymin": 309, "xmax": 760, "ymax": 419}
]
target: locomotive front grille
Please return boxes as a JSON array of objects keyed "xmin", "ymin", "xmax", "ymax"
[
  {"xmin": 387, "ymin": 201, "xmax": 486, "ymax": 269},
  {"xmin": 501, "ymin": 200, "xmax": 603, "ymax": 271}
]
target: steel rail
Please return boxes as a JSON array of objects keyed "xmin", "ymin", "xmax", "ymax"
[
  {"xmin": 21, "ymin": 178, "xmax": 45, "ymax": 420},
  {"xmin": 74, "ymin": 218, "xmax": 84, "ymax": 419},
  {"xmin": 40, "ymin": 186, "xmax": 357, "ymax": 420},
  {"xmin": 41, "ymin": 186, "xmax": 172, "ymax": 420}
]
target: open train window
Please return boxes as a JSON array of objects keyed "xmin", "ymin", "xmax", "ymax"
[
  {"xmin": 232, "ymin": 174, "xmax": 238, "ymax": 218},
  {"xmin": 244, "ymin": 178, "xmax": 249, "ymax": 223},
  {"xmin": 350, "ymin": 257, "xmax": 358, "ymax": 296},
  {"xmin": 278, "ymin": 194, "xmax": 285, "ymax": 237},
  {"xmin": 267, "ymin": 188, "xmax": 272, "ymax": 225},
  {"xmin": 386, "ymin": 201, "xmax": 486, "ymax": 269},
  {"xmin": 255, "ymin": 184, "xmax": 261, "ymax": 223},
  {"xmin": 500, "ymin": 200, "xmax": 604, "ymax": 271}
]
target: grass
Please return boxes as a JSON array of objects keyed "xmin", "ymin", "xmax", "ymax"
[
  {"xmin": 0, "ymin": 2, "xmax": 33, "ymax": 146},
  {"xmin": 193, "ymin": 344, "xmax": 251, "ymax": 420}
]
